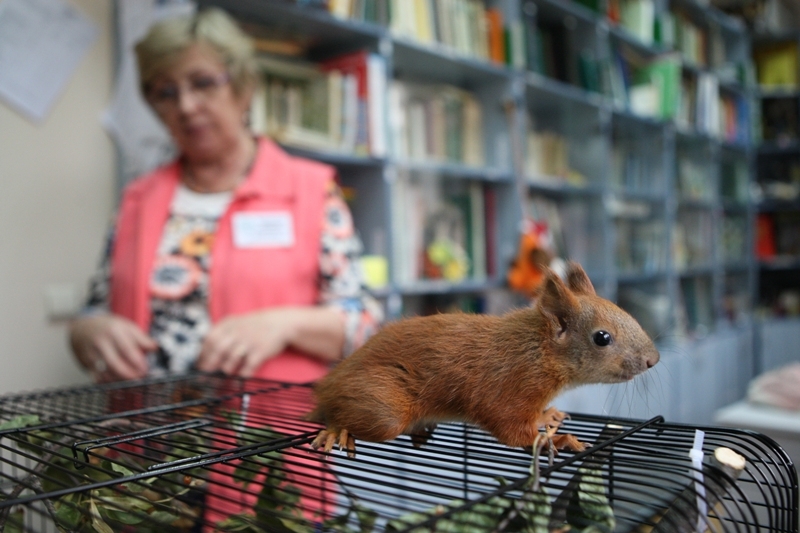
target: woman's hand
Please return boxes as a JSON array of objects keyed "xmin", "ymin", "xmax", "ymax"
[
  {"xmin": 197, "ymin": 309, "xmax": 292, "ymax": 378},
  {"xmin": 197, "ymin": 307, "xmax": 346, "ymax": 378},
  {"xmin": 69, "ymin": 314, "xmax": 156, "ymax": 382}
]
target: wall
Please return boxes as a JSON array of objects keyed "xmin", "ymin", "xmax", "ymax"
[{"xmin": 0, "ymin": 0, "xmax": 115, "ymax": 394}]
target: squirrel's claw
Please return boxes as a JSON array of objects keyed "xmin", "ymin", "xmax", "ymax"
[
  {"xmin": 538, "ymin": 406, "xmax": 569, "ymax": 433},
  {"xmin": 535, "ymin": 407, "xmax": 584, "ymax": 453},
  {"xmin": 550, "ymin": 433, "xmax": 585, "ymax": 452},
  {"xmin": 311, "ymin": 428, "xmax": 357, "ymax": 458}
]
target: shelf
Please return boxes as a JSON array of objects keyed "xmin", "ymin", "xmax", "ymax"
[
  {"xmin": 752, "ymin": 30, "xmax": 800, "ymax": 44},
  {"xmin": 395, "ymin": 278, "xmax": 503, "ymax": 296},
  {"xmin": 607, "ymin": 25, "xmax": 670, "ymax": 56},
  {"xmin": 723, "ymin": 262, "xmax": 752, "ymax": 273},
  {"xmin": 759, "ymin": 257, "xmax": 800, "ymax": 271},
  {"xmin": 672, "ymin": 0, "xmax": 746, "ymax": 33},
  {"xmin": 678, "ymin": 198, "xmax": 717, "ymax": 209},
  {"xmin": 393, "ymin": 160, "xmax": 513, "ymax": 182},
  {"xmin": 525, "ymin": 72, "xmax": 605, "ymax": 109},
  {"xmin": 617, "ymin": 271, "xmax": 670, "ymax": 284},
  {"xmin": 719, "ymin": 139, "xmax": 751, "ymax": 152},
  {"xmin": 675, "ymin": 127, "xmax": 718, "ymax": 144},
  {"xmin": 721, "ymin": 201, "xmax": 750, "ymax": 213},
  {"xmin": 391, "ymin": 38, "xmax": 513, "ymax": 87},
  {"xmin": 611, "ymin": 108, "xmax": 667, "ymax": 129},
  {"xmin": 757, "ymin": 87, "xmax": 800, "ymax": 98},
  {"xmin": 758, "ymin": 198, "xmax": 800, "ymax": 212},
  {"xmin": 610, "ymin": 189, "xmax": 668, "ymax": 203},
  {"xmin": 199, "ymin": 0, "xmax": 383, "ymax": 53},
  {"xmin": 530, "ymin": 0, "xmax": 600, "ymax": 26},
  {"xmin": 678, "ymin": 266, "xmax": 716, "ymax": 277},
  {"xmin": 758, "ymin": 140, "xmax": 800, "ymax": 155},
  {"xmin": 526, "ymin": 179, "xmax": 603, "ymax": 196},
  {"xmin": 281, "ymin": 145, "xmax": 386, "ymax": 168}
]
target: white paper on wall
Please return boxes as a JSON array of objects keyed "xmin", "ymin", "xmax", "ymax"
[
  {"xmin": 102, "ymin": 0, "xmax": 194, "ymax": 187},
  {"xmin": 0, "ymin": 0, "xmax": 99, "ymax": 123}
]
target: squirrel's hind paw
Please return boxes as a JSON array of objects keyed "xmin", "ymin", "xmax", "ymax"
[
  {"xmin": 311, "ymin": 428, "xmax": 357, "ymax": 458},
  {"xmin": 550, "ymin": 433, "xmax": 585, "ymax": 452}
]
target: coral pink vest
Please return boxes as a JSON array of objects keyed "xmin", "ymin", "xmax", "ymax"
[{"xmin": 109, "ymin": 138, "xmax": 335, "ymax": 383}]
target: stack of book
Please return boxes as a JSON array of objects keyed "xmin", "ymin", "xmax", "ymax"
[
  {"xmin": 391, "ymin": 171, "xmax": 487, "ymax": 285},
  {"xmin": 388, "ymin": 80, "xmax": 484, "ymax": 167},
  {"xmin": 329, "ymin": 0, "xmax": 514, "ymax": 65},
  {"xmin": 250, "ymin": 51, "xmax": 387, "ymax": 157}
]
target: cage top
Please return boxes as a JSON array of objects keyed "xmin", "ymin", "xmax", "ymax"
[{"xmin": 0, "ymin": 373, "xmax": 796, "ymax": 533}]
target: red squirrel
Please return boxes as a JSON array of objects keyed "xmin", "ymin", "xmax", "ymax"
[{"xmin": 309, "ymin": 262, "xmax": 659, "ymax": 456}]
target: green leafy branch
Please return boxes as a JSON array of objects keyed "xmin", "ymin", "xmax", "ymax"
[{"xmin": 0, "ymin": 414, "xmax": 207, "ymax": 533}]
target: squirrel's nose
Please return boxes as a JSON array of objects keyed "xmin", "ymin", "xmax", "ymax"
[{"xmin": 646, "ymin": 351, "xmax": 660, "ymax": 368}]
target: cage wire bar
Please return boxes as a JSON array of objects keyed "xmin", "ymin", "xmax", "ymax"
[{"xmin": 0, "ymin": 373, "xmax": 795, "ymax": 533}]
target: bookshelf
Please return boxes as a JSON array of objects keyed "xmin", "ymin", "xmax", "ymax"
[
  {"xmin": 748, "ymin": 27, "xmax": 800, "ymax": 374},
  {"xmin": 195, "ymin": 0, "xmax": 762, "ymax": 423}
]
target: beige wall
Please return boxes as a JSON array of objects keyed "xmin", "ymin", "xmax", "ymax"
[{"xmin": 0, "ymin": 0, "xmax": 115, "ymax": 393}]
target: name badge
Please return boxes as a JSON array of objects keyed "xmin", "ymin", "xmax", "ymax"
[{"xmin": 232, "ymin": 211, "xmax": 295, "ymax": 248}]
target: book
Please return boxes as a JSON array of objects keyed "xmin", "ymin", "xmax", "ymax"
[
  {"xmin": 392, "ymin": 171, "xmax": 488, "ymax": 283},
  {"xmin": 603, "ymin": 44, "xmax": 631, "ymax": 109},
  {"xmin": 525, "ymin": 129, "xmax": 570, "ymax": 181},
  {"xmin": 383, "ymin": 0, "xmax": 496, "ymax": 61},
  {"xmin": 631, "ymin": 53, "xmax": 681, "ymax": 120},
  {"xmin": 695, "ymin": 72, "xmax": 720, "ymax": 136},
  {"xmin": 483, "ymin": 185, "xmax": 497, "ymax": 278},
  {"xmin": 320, "ymin": 50, "xmax": 386, "ymax": 156},
  {"xmin": 674, "ymin": 11, "xmax": 708, "ymax": 68},
  {"xmin": 486, "ymin": 8, "xmax": 506, "ymax": 64},
  {"xmin": 253, "ymin": 55, "xmax": 343, "ymax": 150},
  {"xmin": 761, "ymin": 96, "xmax": 799, "ymax": 141},
  {"xmin": 619, "ymin": 0, "xmax": 655, "ymax": 46},
  {"xmin": 388, "ymin": 80, "xmax": 485, "ymax": 167},
  {"xmin": 537, "ymin": 20, "xmax": 571, "ymax": 84},
  {"xmin": 578, "ymin": 50, "xmax": 602, "ymax": 93},
  {"xmin": 754, "ymin": 41, "xmax": 799, "ymax": 89},
  {"xmin": 366, "ymin": 53, "xmax": 387, "ymax": 157}
]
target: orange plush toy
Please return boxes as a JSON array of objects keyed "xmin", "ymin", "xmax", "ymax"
[{"xmin": 507, "ymin": 219, "xmax": 555, "ymax": 299}]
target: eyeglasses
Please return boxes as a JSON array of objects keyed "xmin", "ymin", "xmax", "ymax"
[{"xmin": 146, "ymin": 72, "xmax": 231, "ymax": 112}]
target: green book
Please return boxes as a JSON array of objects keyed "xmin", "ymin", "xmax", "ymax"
[{"xmin": 633, "ymin": 54, "xmax": 681, "ymax": 120}]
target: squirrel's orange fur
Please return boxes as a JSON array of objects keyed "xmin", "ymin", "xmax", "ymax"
[{"xmin": 309, "ymin": 262, "xmax": 659, "ymax": 455}]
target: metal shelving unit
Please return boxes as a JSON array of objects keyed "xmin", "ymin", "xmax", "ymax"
[{"xmin": 194, "ymin": 0, "xmax": 761, "ymax": 425}]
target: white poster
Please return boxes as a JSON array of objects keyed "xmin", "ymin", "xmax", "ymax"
[
  {"xmin": 102, "ymin": 0, "xmax": 194, "ymax": 187},
  {"xmin": 0, "ymin": 0, "xmax": 99, "ymax": 122}
]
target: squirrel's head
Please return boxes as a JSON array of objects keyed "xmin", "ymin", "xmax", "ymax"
[{"xmin": 535, "ymin": 262, "xmax": 660, "ymax": 384}]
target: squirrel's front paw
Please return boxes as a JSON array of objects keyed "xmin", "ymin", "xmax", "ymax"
[
  {"xmin": 311, "ymin": 428, "xmax": 357, "ymax": 458},
  {"xmin": 538, "ymin": 406, "xmax": 570, "ymax": 433}
]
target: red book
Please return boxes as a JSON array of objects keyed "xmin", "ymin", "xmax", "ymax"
[
  {"xmin": 320, "ymin": 50, "xmax": 370, "ymax": 153},
  {"xmin": 484, "ymin": 186, "xmax": 497, "ymax": 277},
  {"xmin": 320, "ymin": 50, "xmax": 369, "ymax": 99},
  {"xmin": 485, "ymin": 9, "xmax": 505, "ymax": 64},
  {"xmin": 756, "ymin": 213, "xmax": 777, "ymax": 259}
]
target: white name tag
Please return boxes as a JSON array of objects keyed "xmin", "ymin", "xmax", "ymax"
[{"xmin": 232, "ymin": 211, "xmax": 295, "ymax": 248}]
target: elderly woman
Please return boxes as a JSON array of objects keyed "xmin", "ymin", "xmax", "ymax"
[
  {"xmin": 69, "ymin": 8, "xmax": 382, "ymax": 384},
  {"xmin": 68, "ymin": 9, "xmax": 383, "ymax": 527}
]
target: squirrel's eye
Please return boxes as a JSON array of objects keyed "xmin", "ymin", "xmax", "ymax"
[{"xmin": 593, "ymin": 330, "xmax": 612, "ymax": 347}]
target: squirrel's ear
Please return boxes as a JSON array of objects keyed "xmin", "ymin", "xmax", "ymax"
[
  {"xmin": 538, "ymin": 268, "xmax": 580, "ymax": 336},
  {"xmin": 565, "ymin": 261, "xmax": 595, "ymax": 296}
]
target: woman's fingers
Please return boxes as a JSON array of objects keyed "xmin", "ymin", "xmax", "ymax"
[
  {"xmin": 94, "ymin": 336, "xmax": 141, "ymax": 381},
  {"xmin": 112, "ymin": 327, "xmax": 152, "ymax": 378},
  {"xmin": 88, "ymin": 316, "xmax": 155, "ymax": 381},
  {"xmin": 218, "ymin": 341, "xmax": 248, "ymax": 376},
  {"xmin": 197, "ymin": 330, "xmax": 237, "ymax": 373}
]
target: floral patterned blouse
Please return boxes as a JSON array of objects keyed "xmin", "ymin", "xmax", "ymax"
[{"xmin": 82, "ymin": 181, "xmax": 384, "ymax": 374}]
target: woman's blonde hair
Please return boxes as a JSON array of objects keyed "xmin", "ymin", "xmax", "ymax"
[{"xmin": 135, "ymin": 7, "xmax": 257, "ymax": 97}]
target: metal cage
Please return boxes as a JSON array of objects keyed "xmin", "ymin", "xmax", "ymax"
[{"xmin": 0, "ymin": 373, "xmax": 796, "ymax": 532}]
